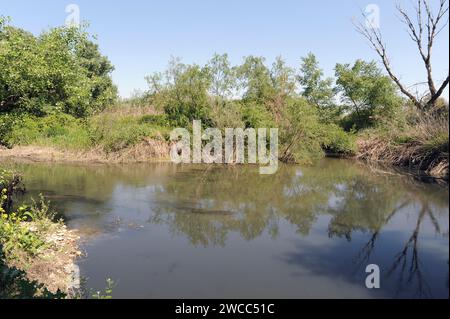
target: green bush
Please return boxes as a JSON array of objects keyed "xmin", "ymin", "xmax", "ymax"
[
  {"xmin": 0, "ymin": 113, "xmax": 19, "ymax": 148},
  {"xmin": 146, "ymin": 61, "xmax": 213, "ymax": 128},
  {"xmin": 8, "ymin": 114, "xmax": 91, "ymax": 150},
  {"xmin": 335, "ymin": 60, "xmax": 403, "ymax": 131},
  {"xmin": 321, "ymin": 124, "xmax": 356, "ymax": 155},
  {"xmin": 89, "ymin": 113, "xmax": 171, "ymax": 153}
]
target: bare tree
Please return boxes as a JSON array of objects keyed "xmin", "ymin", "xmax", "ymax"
[{"xmin": 355, "ymin": 0, "xmax": 449, "ymax": 110}]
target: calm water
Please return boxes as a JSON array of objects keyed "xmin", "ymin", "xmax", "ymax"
[{"xmin": 3, "ymin": 159, "xmax": 449, "ymax": 298}]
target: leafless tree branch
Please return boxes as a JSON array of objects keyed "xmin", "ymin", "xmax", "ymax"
[{"xmin": 354, "ymin": 0, "xmax": 449, "ymax": 110}]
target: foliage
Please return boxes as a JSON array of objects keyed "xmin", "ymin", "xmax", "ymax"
[
  {"xmin": 279, "ymin": 97, "xmax": 356, "ymax": 163},
  {"xmin": 298, "ymin": 53, "xmax": 337, "ymax": 122},
  {"xmin": 0, "ymin": 19, "xmax": 117, "ymax": 119},
  {"xmin": 146, "ymin": 58, "xmax": 213, "ymax": 127},
  {"xmin": 89, "ymin": 111, "xmax": 171, "ymax": 153},
  {"xmin": 0, "ymin": 168, "xmax": 71, "ymax": 299},
  {"xmin": 237, "ymin": 56, "xmax": 276, "ymax": 105},
  {"xmin": 7, "ymin": 113, "xmax": 91, "ymax": 150},
  {"xmin": 139, "ymin": 114, "xmax": 171, "ymax": 126},
  {"xmin": 140, "ymin": 54, "xmax": 358, "ymax": 161},
  {"xmin": 206, "ymin": 53, "xmax": 237, "ymax": 104},
  {"xmin": 358, "ymin": 107, "xmax": 449, "ymax": 179},
  {"xmin": 241, "ymin": 101, "xmax": 275, "ymax": 129},
  {"xmin": 210, "ymin": 101, "xmax": 245, "ymax": 129},
  {"xmin": 0, "ymin": 170, "xmax": 51, "ymax": 259},
  {"xmin": 335, "ymin": 60, "xmax": 403, "ymax": 130},
  {"xmin": 4, "ymin": 109, "xmax": 172, "ymax": 153}
]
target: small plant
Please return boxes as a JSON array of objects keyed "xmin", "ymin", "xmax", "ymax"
[
  {"xmin": 0, "ymin": 170, "xmax": 52, "ymax": 259},
  {"xmin": 91, "ymin": 278, "xmax": 115, "ymax": 299}
]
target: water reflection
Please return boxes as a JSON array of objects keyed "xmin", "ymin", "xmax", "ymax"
[{"xmin": 1, "ymin": 159, "xmax": 448, "ymax": 298}]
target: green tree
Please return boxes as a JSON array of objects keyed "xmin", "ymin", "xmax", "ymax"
[
  {"xmin": 206, "ymin": 53, "xmax": 236, "ymax": 104},
  {"xmin": 146, "ymin": 58, "xmax": 212, "ymax": 127},
  {"xmin": 237, "ymin": 56, "xmax": 275, "ymax": 105},
  {"xmin": 0, "ymin": 20, "xmax": 116, "ymax": 118},
  {"xmin": 269, "ymin": 56, "xmax": 297, "ymax": 120},
  {"xmin": 298, "ymin": 53, "xmax": 336, "ymax": 121},
  {"xmin": 335, "ymin": 60, "xmax": 402, "ymax": 130},
  {"xmin": 74, "ymin": 37, "xmax": 117, "ymax": 114},
  {"xmin": 298, "ymin": 53, "xmax": 334, "ymax": 106}
]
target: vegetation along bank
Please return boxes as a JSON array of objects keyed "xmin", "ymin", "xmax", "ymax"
[{"xmin": 0, "ymin": 14, "xmax": 448, "ymax": 181}]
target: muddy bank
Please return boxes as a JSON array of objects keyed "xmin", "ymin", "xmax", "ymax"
[
  {"xmin": 0, "ymin": 138, "xmax": 170, "ymax": 164},
  {"xmin": 9, "ymin": 223, "xmax": 81, "ymax": 295},
  {"xmin": 1, "ymin": 139, "xmax": 447, "ymax": 184}
]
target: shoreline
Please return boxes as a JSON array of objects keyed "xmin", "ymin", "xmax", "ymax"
[
  {"xmin": 0, "ymin": 140, "xmax": 171, "ymax": 164},
  {"xmin": 1, "ymin": 216, "xmax": 82, "ymax": 298},
  {"xmin": 1, "ymin": 144, "xmax": 447, "ymax": 184}
]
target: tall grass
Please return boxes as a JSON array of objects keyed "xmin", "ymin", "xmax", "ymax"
[{"xmin": 6, "ymin": 107, "xmax": 173, "ymax": 154}]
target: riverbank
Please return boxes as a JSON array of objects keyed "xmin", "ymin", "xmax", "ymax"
[
  {"xmin": 0, "ymin": 169, "xmax": 81, "ymax": 298},
  {"xmin": 355, "ymin": 110, "xmax": 449, "ymax": 182},
  {"xmin": 1, "ymin": 142, "xmax": 447, "ymax": 183},
  {"xmin": 0, "ymin": 139, "xmax": 170, "ymax": 164},
  {"xmin": 357, "ymin": 137, "xmax": 449, "ymax": 181},
  {"xmin": 1, "ymin": 222, "xmax": 81, "ymax": 297}
]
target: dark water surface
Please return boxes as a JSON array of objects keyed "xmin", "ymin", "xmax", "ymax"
[{"xmin": 3, "ymin": 159, "xmax": 449, "ymax": 298}]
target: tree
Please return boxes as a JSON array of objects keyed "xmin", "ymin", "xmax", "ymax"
[
  {"xmin": 0, "ymin": 20, "xmax": 117, "ymax": 117},
  {"xmin": 335, "ymin": 60, "xmax": 402, "ymax": 129},
  {"xmin": 269, "ymin": 56, "xmax": 297, "ymax": 120},
  {"xmin": 206, "ymin": 53, "xmax": 236, "ymax": 104},
  {"xmin": 74, "ymin": 38, "xmax": 117, "ymax": 113},
  {"xmin": 237, "ymin": 56, "xmax": 275, "ymax": 105},
  {"xmin": 146, "ymin": 58, "xmax": 212, "ymax": 127},
  {"xmin": 298, "ymin": 53, "xmax": 334, "ymax": 107},
  {"xmin": 270, "ymin": 56, "xmax": 297, "ymax": 98},
  {"xmin": 355, "ymin": 0, "xmax": 449, "ymax": 110},
  {"xmin": 298, "ymin": 53, "xmax": 336, "ymax": 121}
]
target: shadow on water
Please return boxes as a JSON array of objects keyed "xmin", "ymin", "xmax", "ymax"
[{"xmin": 1, "ymin": 159, "xmax": 448, "ymax": 298}]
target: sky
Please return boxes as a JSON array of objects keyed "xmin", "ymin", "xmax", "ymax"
[{"xmin": 1, "ymin": 0, "xmax": 449, "ymax": 99}]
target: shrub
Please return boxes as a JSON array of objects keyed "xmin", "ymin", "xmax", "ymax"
[
  {"xmin": 146, "ymin": 60, "xmax": 213, "ymax": 128},
  {"xmin": 89, "ymin": 112, "xmax": 171, "ymax": 153},
  {"xmin": 8, "ymin": 113, "xmax": 91, "ymax": 150},
  {"xmin": 321, "ymin": 124, "xmax": 356, "ymax": 155},
  {"xmin": 210, "ymin": 101, "xmax": 245, "ymax": 129}
]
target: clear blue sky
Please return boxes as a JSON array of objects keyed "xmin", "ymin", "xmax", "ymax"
[{"xmin": 1, "ymin": 0, "xmax": 449, "ymax": 99}]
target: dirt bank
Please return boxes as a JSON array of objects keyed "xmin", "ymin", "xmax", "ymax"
[
  {"xmin": 9, "ymin": 222, "xmax": 81, "ymax": 295},
  {"xmin": 2, "ymin": 138, "xmax": 447, "ymax": 183},
  {"xmin": 0, "ymin": 138, "xmax": 170, "ymax": 164}
]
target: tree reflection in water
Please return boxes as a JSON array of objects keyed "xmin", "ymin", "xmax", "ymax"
[
  {"xmin": 3, "ymin": 159, "xmax": 449, "ymax": 298},
  {"xmin": 149, "ymin": 161, "xmax": 448, "ymax": 297}
]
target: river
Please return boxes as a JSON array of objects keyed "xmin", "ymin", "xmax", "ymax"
[{"xmin": 2, "ymin": 159, "xmax": 448, "ymax": 298}]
